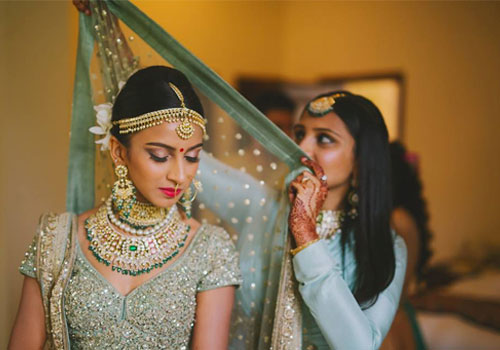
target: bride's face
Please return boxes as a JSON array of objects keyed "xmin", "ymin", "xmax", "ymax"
[
  {"xmin": 293, "ymin": 111, "xmax": 356, "ymax": 194},
  {"xmin": 110, "ymin": 122, "xmax": 203, "ymax": 208}
]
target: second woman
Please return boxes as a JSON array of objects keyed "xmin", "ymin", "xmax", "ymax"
[{"xmin": 285, "ymin": 91, "xmax": 407, "ymax": 349}]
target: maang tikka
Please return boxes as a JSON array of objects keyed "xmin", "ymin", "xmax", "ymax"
[{"xmin": 112, "ymin": 83, "xmax": 207, "ymax": 140}]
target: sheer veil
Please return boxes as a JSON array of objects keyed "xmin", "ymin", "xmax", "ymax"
[{"xmin": 66, "ymin": 1, "xmax": 307, "ymax": 348}]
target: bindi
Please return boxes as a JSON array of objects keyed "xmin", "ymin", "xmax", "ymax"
[{"xmin": 179, "ymin": 148, "xmax": 185, "ymax": 153}]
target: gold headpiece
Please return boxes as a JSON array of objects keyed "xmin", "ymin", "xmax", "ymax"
[
  {"xmin": 113, "ymin": 83, "xmax": 206, "ymax": 140},
  {"xmin": 307, "ymin": 92, "xmax": 347, "ymax": 116}
]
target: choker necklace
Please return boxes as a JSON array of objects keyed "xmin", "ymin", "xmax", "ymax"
[
  {"xmin": 106, "ymin": 197, "xmax": 171, "ymax": 236},
  {"xmin": 112, "ymin": 196, "xmax": 167, "ymax": 230},
  {"xmin": 85, "ymin": 200, "xmax": 189, "ymax": 276},
  {"xmin": 316, "ymin": 210, "xmax": 345, "ymax": 239}
]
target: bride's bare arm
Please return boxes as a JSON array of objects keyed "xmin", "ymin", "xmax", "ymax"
[
  {"xmin": 191, "ymin": 286, "xmax": 235, "ymax": 350},
  {"xmin": 8, "ymin": 277, "xmax": 46, "ymax": 350}
]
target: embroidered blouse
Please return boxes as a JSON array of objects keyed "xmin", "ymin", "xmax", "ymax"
[{"xmin": 20, "ymin": 215, "xmax": 242, "ymax": 350}]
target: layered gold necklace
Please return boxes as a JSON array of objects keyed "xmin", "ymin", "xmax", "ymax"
[{"xmin": 85, "ymin": 197, "xmax": 189, "ymax": 276}]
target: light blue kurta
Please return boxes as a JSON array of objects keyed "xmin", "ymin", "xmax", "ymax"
[
  {"xmin": 294, "ymin": 234, "xmax": 407, "ymax": 350},
  {"xmin": 198, "ymin": 153, "xmax": 407, "ymax": 349}
]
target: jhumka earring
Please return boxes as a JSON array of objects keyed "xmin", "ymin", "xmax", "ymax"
[
  {"xmin": 179, "ymin": 179, "xmax": 202, "ymax": 219},
  {"xmin": 347, "ymin": 178, "xmax": 359, "ymax": 220},
  {"xmin": 112, "ymin": 164, "xmax": 137, "ymax": 218}
]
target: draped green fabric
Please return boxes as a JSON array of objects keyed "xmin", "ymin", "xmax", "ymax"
[
  {"xmin": 66, "ymin": 13, "xmax": 96, "ymax": 214},
  {"xmin": 65, "ymin": 2, "xmax": 311, "ymax": 348},
  {"xmin": 66, "ymin": 0, "xmax": 306, "ymax": 213}
]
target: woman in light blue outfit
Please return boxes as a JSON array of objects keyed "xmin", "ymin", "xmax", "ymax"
[{"xmin": 284, "ymin": 91, "xmax": 407, "ymax": 349}]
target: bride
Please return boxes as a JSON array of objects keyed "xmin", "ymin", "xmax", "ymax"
[{"xmin": 9, "ymin": 66, "xmax": 241, "ymax": 350}]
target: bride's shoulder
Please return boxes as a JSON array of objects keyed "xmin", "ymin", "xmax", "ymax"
[
  {"xmin": 36, "ymin": 211, "xmax": 76, "ymax": 230},
  {"xmin": 191, "ymin": 223, "xmax": 237, "ymax": 258},
  {"xmin": 27, "ymin": 211, "xmax": 77, "ymax": 255},
  {"xmin": 197, "ymin": 223, "xmax": 233, "ymax": 243},
  {"xmin": 76, "ymin": 207, "xmax": 99, "ymax": 226},
  {"xmin": 33, "ymin": 207, "xmax": 99, "ymax": 240}
]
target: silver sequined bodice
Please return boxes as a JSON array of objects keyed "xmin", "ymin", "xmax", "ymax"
[{"xmin": 20, "ymin": 224, "xmax": 241, "ymax": 350}]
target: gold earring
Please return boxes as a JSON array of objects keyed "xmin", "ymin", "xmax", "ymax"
[
  {"xmin": 347, "ymin": 186, "xmax": 358, "ymax": 220},
  {"xmin": 112, "ymin": 165, "xmax": 137, "ymax": 218},
  {"xmin": 193, "ymin": 179, "xmax": 202, "ymax": 193},
  {"xmin": 179, "ymin": 179, "xmax": 201, "ymax": 219}
]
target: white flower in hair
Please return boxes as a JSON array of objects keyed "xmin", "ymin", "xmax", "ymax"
[{"xmin": 89, "ymin": 102, "xmax": 113, "ymax": 151}]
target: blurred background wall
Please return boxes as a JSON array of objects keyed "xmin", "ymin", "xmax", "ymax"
[
  {"xmin": 1, "ymin": 1, "xmax": 499, "ymax": 346},
  {"xmin": 1, "ymin": 1, "xmax": 76, "ymax": 344}
]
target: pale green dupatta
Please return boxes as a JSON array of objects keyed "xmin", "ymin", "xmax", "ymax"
[{"xmin": 66, "ymin": 1, "xmax": 307, "ymax": 348}]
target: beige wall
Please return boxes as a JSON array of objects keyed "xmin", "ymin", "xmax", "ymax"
[
  {"xmin": 1, "ymin": 1, "xmax": 75, "ymax": 346},
  {"xmin": 1, "ymin": 1, "xmax": 8, "ymax": 341},
  {"xmin": 135, "ymin": 1, "xmax": 286, "ymax": 82},
  {"xmin": 278, "ymin": 1, "xmax": 500, "ymax": 262},
  {"xmin": 2, "ymin": 1, "xmax": 499, "ymax": 346},
  {"xmin": 140, "ymin": 0, "xmax": 500, "ymax": 261}
]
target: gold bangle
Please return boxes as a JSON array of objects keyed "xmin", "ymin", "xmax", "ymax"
[{"xmin": 290, "ymin": 238, "xmax": 320, "ymax": 256}]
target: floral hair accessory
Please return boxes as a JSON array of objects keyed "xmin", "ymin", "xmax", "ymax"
[{"xmin": 89, "ymin": 102, "xmax": 113, "ymax": 151}]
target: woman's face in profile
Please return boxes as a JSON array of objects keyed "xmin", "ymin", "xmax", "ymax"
[
  {"xmin": 293, "ymin": 111, "xmax": 356, "ymax": 193},
  {"xmin": 112, "ymin": 122, "xmax": 203, "ymax": 208}
]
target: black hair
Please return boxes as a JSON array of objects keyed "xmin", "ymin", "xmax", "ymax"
[
  {"xmin": 111, "ymin": 66, "xmax": 204, "ymax": 146},
  {"xmin": 253, "ymin": 90, "xmax": 296, "ymax": 115},
  {"xmin": 390, "ymin": 141, "xmax": 432, "ymax": 282},
  {"xmin": 306, "ymin": 91, "xmax": 395, "ymax": 306}
]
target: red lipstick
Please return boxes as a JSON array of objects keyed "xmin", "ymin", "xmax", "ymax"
[{"xmin": 159, "ymin": 187, "xmax": 182, "ymax": 198}]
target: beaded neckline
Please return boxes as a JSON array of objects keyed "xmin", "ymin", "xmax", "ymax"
[
  {"xmin": 316, "ymin": 210, "xmax": 345, "ymax": 239},
  {"xmin": 76, "ymin": 223, "xmax": 207, "ymax": 298}
]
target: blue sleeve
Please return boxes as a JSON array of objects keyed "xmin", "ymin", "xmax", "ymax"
[{"xmin": 293, "ymin": 236, "xmax": 407, "ymax": 350}]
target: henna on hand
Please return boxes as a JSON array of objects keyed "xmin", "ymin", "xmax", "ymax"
[{"xmin": 288, "ymin": 158, "xmax": 328, "ymax": 247}]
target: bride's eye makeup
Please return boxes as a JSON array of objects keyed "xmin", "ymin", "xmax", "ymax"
[
  {"xmin": 184, "ymin": 144, "xmax": 203, "ymax": 163},
  {"xmin": 185, "ymin": 151, "xmax": 200, "ymax": 163},
  {"xmin": 185, "ymin": 155, "xmax": 200, "ymax": 163},
  {"xmin": 150, "ymin": 154, "xmax": 168, "ymax": 162},
  {"xmin": 147, "ymin": 149, "xmax": 169, "ymax": 163},
  {"xmin": 145, "ymin": 143, "xmax": 202, "ymax": 163}
]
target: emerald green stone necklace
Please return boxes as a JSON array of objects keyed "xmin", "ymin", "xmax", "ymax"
[{"xmin": 85, "ymin": 200, "xmax": 189, "ymax": 276}]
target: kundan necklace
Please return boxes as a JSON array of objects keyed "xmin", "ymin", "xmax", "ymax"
[
  {"xmin": 106, "ymin": 196, "xmax": 171, "ymax": 236},
  {"xmin": 316, "ymin": 210, "xmax": 345, "ymax": 239},
  {"xmin": 111, "ymin": 194, "xmax": 167, "ymax": 231},
  {"xmin": 85, "ymin": 198, "xmax": 189, "ymax": 276}
]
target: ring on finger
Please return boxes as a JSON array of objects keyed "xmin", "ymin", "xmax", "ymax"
[{"xmin": 301, "ymin": 177, "xmax": 311, "ymax": 184}]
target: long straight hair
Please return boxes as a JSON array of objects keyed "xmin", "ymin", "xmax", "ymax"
[{"xmin": 307, "ymin": 91, "xmax": 396, "ymax": 306}]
